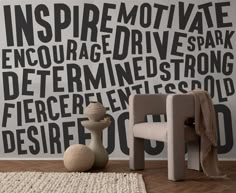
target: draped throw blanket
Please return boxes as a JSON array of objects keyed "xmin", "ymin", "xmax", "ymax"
[{"xmin": 190, "ymin": 89, "xmax": 226, "ymax": 178}]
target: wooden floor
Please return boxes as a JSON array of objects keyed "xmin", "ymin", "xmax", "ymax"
[{"xmin": 0, "ymin": 160, "xmax": 235, "ymax": 193}]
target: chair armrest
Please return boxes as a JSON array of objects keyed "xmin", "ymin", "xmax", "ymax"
[
  {"xmin": 166, "ymin": 94, "xmax": 195, "ymax": 180},
  {"xmin": 167, "ymin": 94, "xmax": 195, "ymax": 153}
]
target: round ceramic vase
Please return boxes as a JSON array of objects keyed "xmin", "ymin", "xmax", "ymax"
[{"xmin": 84, "ymin": 102, "xmax": 106, "ymax": 121}]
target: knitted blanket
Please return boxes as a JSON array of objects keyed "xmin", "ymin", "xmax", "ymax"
[{"xmin": 191, "ymin": 89, "xmax": 225, "ymax": 178}]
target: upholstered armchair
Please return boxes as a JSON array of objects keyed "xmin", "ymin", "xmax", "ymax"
[{"xmin": 129, "ymin": 94, "xmax": 201, "ymax": 181}]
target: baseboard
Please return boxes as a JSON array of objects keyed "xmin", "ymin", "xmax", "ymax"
[{"xmin": 0, "ymin": 157, "xmax": 236, "ymax": 161}]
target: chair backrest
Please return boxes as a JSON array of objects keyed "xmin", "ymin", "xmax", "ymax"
[
  {"xmin": 129, "ymin": 94, "xmax": 168, "ymax": 124},
  {"xmin": 129, "ymin": 93, "xmax": 198, "ymax": 125}
]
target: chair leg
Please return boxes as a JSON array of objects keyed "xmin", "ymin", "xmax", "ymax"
[
  {"xmin": 168, "ymin": 140, "xmax": 185, "ymax": 181},
  {"xmin": 129, "ymin": 137, "xmax": 144, "ymax": 170},
  {"xmin": 187, "ymin": 139, "xmax": 201, "ymax": 171}
]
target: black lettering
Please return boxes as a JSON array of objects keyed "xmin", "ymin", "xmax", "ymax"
[
  {"xmin": 35, "ymin": 100, "xmax": 47, "ymax": 122},
  {"xmin": 224, "ymin": 30, "xmax": 234, "ymax": 49},
  {"xmin": 2, "ymin": 103, "xmax": 15, "ymax": 127},
  {"xmin": 197, "ymin": 53, "xmax": 209, "ymax": 75},
  {"xmin": 101, "ymin": 3, "xmax": 116, "ymax": 33},
  {"xmin": 105, "ymin": 115, "xmax": 115, "ymax": 154},
  {"xmin": 171, "ymin": 32, "xmax": 187, "ymax": 56},
  {"xmin": 215, "ymin": 2, "xmax": 232, "ymax": 28},
  {"xmin": 224, "ymin": 78, "xmax": 235, "ymax": 96},
  {"xmin": 16, "ymin": 129, "xmax": 27, "ymax": 154},
  {"xmin": 215, "ymin": 105, "xmax": 233, "ymax": 154},
  {"xmin": 26, "ymin": 48, "xmax": 37, "ymax": 66},
  {"xmin": 15, "ymin": 5, "xmax": 34, "ymax": 46},
  {"xmin": 117, "ymin": 87, "xmax": 131, "ymax": 110},
  {"xmin": 38, "ymin": 46, "xmax": 52, "ymax": 68},
  {"xmin": 117, "ymin": 112, "xmax": 129, "ymax": 155},
  {"xmin": 2, "ymin": 49, "xmax": 12, "ymax": 69},
  {"xmin": 167, "ymin": 5, "xmax": 175, "ymax": 28},
  {"xmin": 106, "ymin": 57, "xmax": 116, "ymax": 86},
  {"xmin": 54, "ymin": 4, "xmax": 71, "ymax": 42},
  {"xmin": 187, "ymin": 36, "xmax": 196, "ymax": 51},
  {"xmin": 28, "ymin": 126, "xmax": 40, "ymax": 155},
  {"xmin": 216, "ymin": 79, "xmax": 227, "ymax": 102},
  {"xmin": 14, "ymin": 49, "xmax": 25, "ymax": 68},
  {"xmin": 153, "ymin": 31, "xmax": 169, "ymax": 60},
  {"xmin": 35, "ymin": 4, "xmax": 53, "ymax": 43},
  {"xmin": 72, "ymin": 94, "xmax": 83, "ymax": 114},
  {"xmin": 63, "ymin": 121, "xmax": 75, "ymax": 150},
  {"xmin": 2, "ymin": 130, "xmax": 15, "ymax": 153},
  {"xmin": 53, "ymin": 66, "xmax": 64, "ymax": 92},
  {"xmin": 113, "ymin": 26, "xmax": 130, "ymax": 60},
  {"xmin": 133, "ymin": 57, "xmax": 145, "ymax": 80},
  {"xmin": 22, "ymin": 69, "xmax": 35, "ymax": 96},
  {"xmin": 4, "ymin": 6, "xmax": 14, "ymax": 46},
  {"xmin": 23, "ymin": 99, "xmax": 35, "ymax": 123},
  {"xmin": 17, "ymin": 102, "xmax": 22, "ymax": 126},
  {"xmin": 79, "ymin": 43, "xmax": 88, "ymax": 59},
  {"xmin": 106, "ymin": 90, "xmax": 121, "ymax": 112},
  {"xmin": 102, "ymin": 35, "xmax": 112, "ymax": 55},
  {"xmin": 179, "ymin": 2, "xmax": 194, "ymax": 30},
  {"xmin": 185, "ymin": 54, "xmax": 195, "ymax": 78},
  {"xmin": 40, "ymin": 125, "xmax": 48, "ymax": 153},
  {"xmin": 146, "ymin": 56, "xmax": 157, "ymax": 78},
  {"xmin": 73, "ymin": 6, "xmax": 79, "ymax": 37},
  {"xmin": 140, "ymin": 3, "xmax": 152, "ymax": 28},
  {"xmin": 47, "ymin": 96, "xmax": 60, "ymax": 121},
  {"xmin": 53, "ymin": 45, "xmax": 64, "ymax": 64},
  {"xmin": 3, "ymin": 72, "xmax": 19, "ymax": 100},
  {"xmin": 198, "ymin": 2, "xmax": 213, "ymax": 28},
  {"xmin": 84, "ymin": 64, "xmax": 106, "ymax": 89},
  {"xmin": 160, "ymin": 62, "xmax": 171, "ymax": 81},
  {"xmin": 49, "ymin": 122, "xmax": 62, "ymax": 154},
  {"xmin": 59, "ymin": 95, "xmax": 71, "ymax": 117},
  {"xmin": 81, "ymin": 4, "xmax": 99, "ymax": 42},
  {"xmin": 37, "ymin": 70, "xmax": 50, "ymax": 98},
  {"xmin": 153, "ymin": 3, "xmax": 168, "ymax": 29},
  {"xmin": 67, "ymin": 64, "xmax": 82, "ymax": 92},
  {"xmin": 66, "ymin": 40, "xmax": 77, "ymax": 60},
  {"xmin": 117, "ymin": 3, "xmax": 138, "ymax": 25},
  {"xmin": 171, "ymin": 59, "xmax": 183, "ymax": 80},
  {"xmin": 131, "ymin": 30, "xmax": 142, "ymax": 55},
  {"xmin": 189, "ymin": 12, "xmax": 203, "ymax": 34},
  {"xmin": 115, "ymin": 62, "xmax": 133, "ymax": 86}
]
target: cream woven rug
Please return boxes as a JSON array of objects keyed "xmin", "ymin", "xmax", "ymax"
[{"xmin": 0, "ymin": 172, "xmax": 146, "ymax": 193}]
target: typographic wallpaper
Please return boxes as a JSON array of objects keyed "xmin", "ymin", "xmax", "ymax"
[{"xmin": 0, "ymin": 0, "xmax": 235, "ymax": 159}]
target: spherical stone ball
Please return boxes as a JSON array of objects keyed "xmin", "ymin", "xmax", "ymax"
[{"xmin": 64, "ymin": 144, "xmax": 95, "ymax": 172}]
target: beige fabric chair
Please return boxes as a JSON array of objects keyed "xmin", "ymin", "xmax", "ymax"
[{"xmin": 129, "ymin": 94, "xmax": 201, "ymax": 181}]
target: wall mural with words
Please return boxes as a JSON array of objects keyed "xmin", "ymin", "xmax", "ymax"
[{"xmin": 0, "ymin": 0, "xmax": 235, "ymax": 159}]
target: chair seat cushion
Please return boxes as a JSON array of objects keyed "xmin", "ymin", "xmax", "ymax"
[{"xmin": 133, "ymin": 122, "xmax": 198, "ymax": 142}]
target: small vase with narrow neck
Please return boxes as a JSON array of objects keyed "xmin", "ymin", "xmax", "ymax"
[{"xmin": 84, "ymin": 101, "xmax": 106, "ymax": 121}]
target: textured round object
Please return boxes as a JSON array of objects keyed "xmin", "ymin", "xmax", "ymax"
[
  {"xmin": 84, "ymin": 102, "xmax": 106, "ymax": 121},
  {"xmin": 64, "ymin": 144, "xmax": 95, "ymax": 172}
]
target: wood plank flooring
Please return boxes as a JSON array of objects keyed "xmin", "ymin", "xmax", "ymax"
[{"xmin": 0, "ymin": 160, "xmax": 235, "ymax": 193}]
